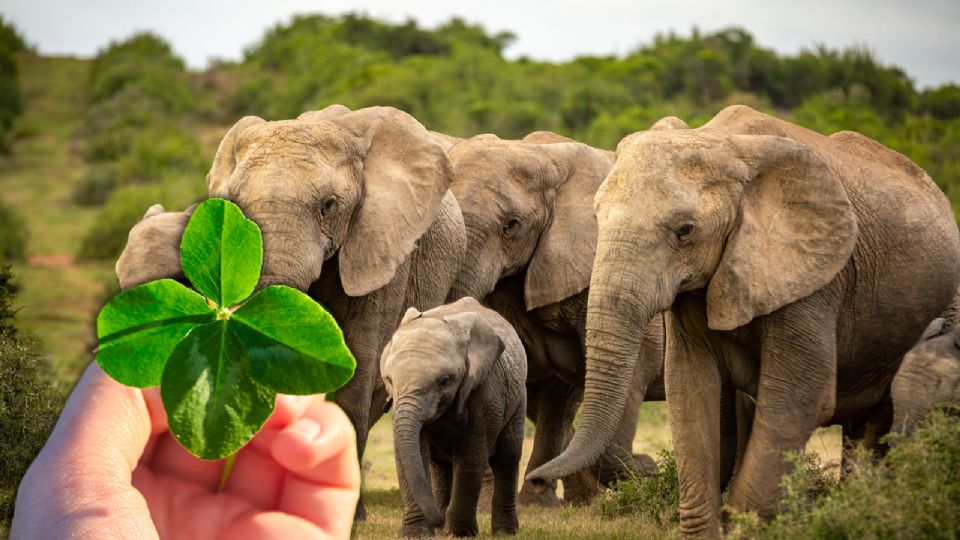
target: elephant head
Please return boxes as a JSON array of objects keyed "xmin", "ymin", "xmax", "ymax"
[
  {"xmin": 380, "ymin": 297, "xmax": 505, "ymax": 527},
  {"xmin": 529, "ymin": 115, "xmax": 858, "ymax": 481},
  {"xmin": 206, "ymin": 105, "xmax": 453, "ymax": 296},
  {"xmin": 446, "ymin": 133, "xmax": 614, "ymax": 310},
  {"xmin": 891, "ymin": 318, "xmax": 960, "ymax": 435}
]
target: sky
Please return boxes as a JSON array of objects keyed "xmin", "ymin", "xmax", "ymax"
[{"xmin": 2, "ymin": 0, "xmax": 958, "ymax": 88}]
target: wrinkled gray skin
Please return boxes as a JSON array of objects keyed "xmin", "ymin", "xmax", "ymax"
[
  {"xmin": 381, "ymin": 297, "xmax": 526, "ymax": 537},
  {"xmin": 529, "ymin": 105, "xmax": 960, "ymax": 538},
  {"xmin": 114, "ymin": 105, "xmax": 466, "ymax": 520},
  {"xmin": 892, "ymin": 317, "xmax": 960, "ymax": 435},
  {"xmin": 445, "ymin": 131, "xmax": 665, "ymax": 505}
]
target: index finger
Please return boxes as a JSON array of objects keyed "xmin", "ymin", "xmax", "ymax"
[{"xmin": 272, "ymin": 401, "xmax": 360, "ymax": 535}]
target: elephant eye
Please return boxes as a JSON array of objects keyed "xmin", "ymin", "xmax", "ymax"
[
  {"xmin": 437, "ymin": 375, "xmax": 453, "ymax": 389},
  {"xmin": 502, "ymin": 217, "xmax": 521, "ymax": 236},
  {"xmin": 675, "ymin": 223, "xmax": 695, "ymax": 241},
  {"xmin": 320, "ymin": 195, "xmax": 338, "ymax": 217}
]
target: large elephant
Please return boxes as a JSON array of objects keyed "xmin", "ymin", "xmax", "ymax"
[
  {"xmin": 529, "ymin": 105, "xmax": 960, "ymax": 537},
  {"xmin": 114, "ymin": 105, "xmax": 466, "ymax": 519},
  {"xmin": 445, "ymin": 131, "xmax": 665, "ymax": 505},
  {"xmin": 892, "ymin": 317, "xmax": 960, "ymax": 435}
]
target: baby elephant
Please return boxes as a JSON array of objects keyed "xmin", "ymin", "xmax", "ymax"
[
  {"xmin": 381, "ymin": 297, "xmax": 526, "ymax": 537},
  {"xmin": 891, "ymin": 318, "xmax": 960, "ymax": 435}
]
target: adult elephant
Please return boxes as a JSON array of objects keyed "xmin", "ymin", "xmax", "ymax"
[
  {"xmin": 115, "ymin": 105, "xmax": 466, "ymax": 519},
  {"xmin": 529, "ymin": 105, "xmax": 960, "ymax": 537},
  {"xmin": 445, "ymin": 130, "xmax": 665, "ymax": 505}
]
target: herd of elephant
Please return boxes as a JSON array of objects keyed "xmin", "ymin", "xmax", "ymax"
[{"xmin": 114, "ymin": 103, "xmax": 960, "ymax": 539}]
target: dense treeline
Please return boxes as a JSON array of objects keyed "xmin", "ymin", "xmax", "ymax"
[
  {"xmin": 74, "ymin": 14, "xmax": 960, "ymax": 255},
  {"xmin": 0, "ymin": 17, "xmax": 26, "ymax": 262}
]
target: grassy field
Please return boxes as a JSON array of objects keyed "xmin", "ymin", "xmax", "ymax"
[
  {"xmin": 354, "ymin": 406, "xmax": 841, "ymax": 539},
  {"xmin": 1, "ymin": 52, "xmax": 844, "ymax": 538}
]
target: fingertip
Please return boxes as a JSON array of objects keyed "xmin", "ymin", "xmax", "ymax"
[{"xmin": 272, "ymin": 402, "xmax": 357, "ymax": 480}]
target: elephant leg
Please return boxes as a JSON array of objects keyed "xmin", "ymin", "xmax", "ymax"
[
  {"xmin": 841, "ymin": 393, "xmax": 893, "ymax": 476},
  {"xmin": 490, "ymin": 407, "xmax": 524, "ymax": 535},
  {"xmin": 446, "ymin": 449, "xmax": 486, "ymax": 536},
  {"xmin": 718, "ymin": 382, "xmax": 739, "ymax": 492},
  {"xmin": 727, "ymin": 302, "xmax": 837, "ymax": 520},
  {"xmin": 665, "ymin": 306, "xmax": 723, "ymax": 540},
  {"xmin": 399, "ymin": 434, "xmax": 437, "ymax": 537},
  {"xmin": 431, "ymin": 460, "xmax": 454, "ymax": 512},
  {"xmin": 519, "ymin": 379, "xmax": 573, "ymax": 507}
]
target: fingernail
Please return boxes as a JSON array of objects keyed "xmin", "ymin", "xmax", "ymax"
[{"xmin": 290, "ymin": 418, "xmax": 322, "ymax": 443}]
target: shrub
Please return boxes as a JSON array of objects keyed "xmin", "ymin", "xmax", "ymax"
[
  {"xmin": 71, "ymin": 165, "xmax": 118, "ymax": 206},
  {"xmin": 114, "ymin": 123, "xmax": 206, "ymax": 184},
  {"xmin": 0, "ymin": 16, "xmax": 25, "ymax": 154},
  {"xmin": 0, "ymin": 197, "xmax": 26, "ymax": 262},
  {"xmin": 0, "ymin": 266, "xmax": 65, "ymax": 531},
  {"xmin": 727, "ymin": 410, "xmax": 960, "ymax": 539},
  {"xmin": 599, "ymin": 450, "xmax": 680, "ymax": 525},
  {"xmin": 77, "ymin": 176, "xmax": 204, "ymax": 261}
]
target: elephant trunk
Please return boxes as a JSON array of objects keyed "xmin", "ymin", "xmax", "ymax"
[
  {"xmin": 528, "ymin": 233, "xmax": 668, "ymax": 482},
  {"xmin": 244, "ymin": 202, "xmax": 327, "ymax": 292},
  {"xmin": 891, "ymin": 374, "xmax": 935, "ymax": 436},
  {"xmin": 393, "ymin": 404, "xmax": 444, "ymax": 527}
]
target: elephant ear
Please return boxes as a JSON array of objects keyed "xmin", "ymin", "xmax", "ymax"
[
  {"xmin": 400, "ymin": 306, "xmax": 422, "ymax": 325},
  {"xmin": 524, "ymin": 142, "xmax": 614, "ymax": 310},
  {"xmin": 297, "ymin": 104, "xmax": 351, "ymax": 123},
  {"xmin": 206, "ymin": 115, "xmax": 266, "ymax": 197},
  {"xmin": 706, "ymin": 135, "xmax": 858, "ymax": 331},
  {"xmin": 443, "ymin": 311, "xmax": 505, "ymax": 415},
  {"xmin": 330, "ymin": 107, "xmax": 454, "ymax": 297},
  {"xmin": 920, "ymin": 318, "xmax": 949, "ymax": 342}
]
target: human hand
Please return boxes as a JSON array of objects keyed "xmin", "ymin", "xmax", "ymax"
[{"xmin": 11, "ymin": 362, "xmax": 360, "ymax": 539}]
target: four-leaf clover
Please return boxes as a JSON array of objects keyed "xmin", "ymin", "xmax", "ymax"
[{"xmin": 96, "ymin": 198, "xmax": 356, "ymax": 460}]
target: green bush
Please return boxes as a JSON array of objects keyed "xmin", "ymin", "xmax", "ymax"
[
  {"xmin": 77, "ymin": 176, "xmax": 204, "ymax": 261},
  {"xmin": 114, "ymin": 123, "xmax": 206, "ymax": 184},
  {"xmin": 0, "ymin": 197, "xmax": 26, "ymax": 262},
  {"xmin": 71, "ymin": 165, "xmax": 118, "ymax": 206},
  {"xmin": 0, "ymin": 266, "xmax": 65, "ymax": 531},
  {"xmin": 727, "ymin": 411, "xmax": 960, "ymax": 539},
  {"xmin": 0, "ymin": 15, "xmax": 25, "ymax": 154},
  {"xmin": 599, "ymin": 450, "xmax": 679, "ymax": 525}
]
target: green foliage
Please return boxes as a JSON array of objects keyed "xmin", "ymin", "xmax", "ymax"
[
  {"xmin": 71, "ymin": 165, "xmax": 118, "ymax": 206},
  {"xmin": 0, "ymin": 266, "xmax": 65, "ymax": 530},
  {"xmin": 599, "ymin": 450, "xmax": 679, "ymax": 525},
  {"xmin": 727, "ymin": 411, "xmax": 960, "ymax": 539},
  {"xmin": 77, "ymin": 32, "xmax": 210, "ymax": 207},
  {"xmin": 96, "ymin": 198, "xmax": 356, "ymax": 459},
  {"xmin": 76, "ymin": 176, "xmax": 204, "ymax": 261},
  {"xmin": 0, "ymin": 196, "xmax": 26, "ymax": 262},
  {"xmin": 0, "ymin": 15, "xmax": 25, "ymax": 153}
]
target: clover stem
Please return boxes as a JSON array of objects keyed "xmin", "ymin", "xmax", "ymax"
[{"xmin": 218, "ymin": 452, "xmax": 238, "ymax": 492}]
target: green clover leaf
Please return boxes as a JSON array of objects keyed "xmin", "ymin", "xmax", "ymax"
[{"xmin": 96, "ymin": 198, "xmax": 356, "ymax": 460}]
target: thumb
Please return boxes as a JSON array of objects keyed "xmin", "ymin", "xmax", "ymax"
[{"xmin": 45, "ymin": 361, "xmax": 153, "ymax": 475}]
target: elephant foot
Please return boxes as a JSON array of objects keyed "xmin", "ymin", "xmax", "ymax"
[
  {"xmin": 518, "ymin": 479, "xmax": 562, "ymax": 507},
  {"xmin": 354, "ymin": 499, "xmax": 367, "ymax": 521},
  {"xmin": 562, "ymin": 469, "xmax": 600, "ymax": 506},
  {"xmin": 400, "ymin": 524, "xmax": 435, "ymax": 538},
  {"xmin": 446, "ymin": 518, "xmax": 479, "ymax": 537},
  {"xmin": 492, "ymin": 514, "xmax": 519, "ymax": 536},
  {"xmin": 597, "ymin": 452, "xmax": 659, "ymax": 486},
  {"xmin": 633, "ymin": 452, "xmax": 658, "ymax": 476}
]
